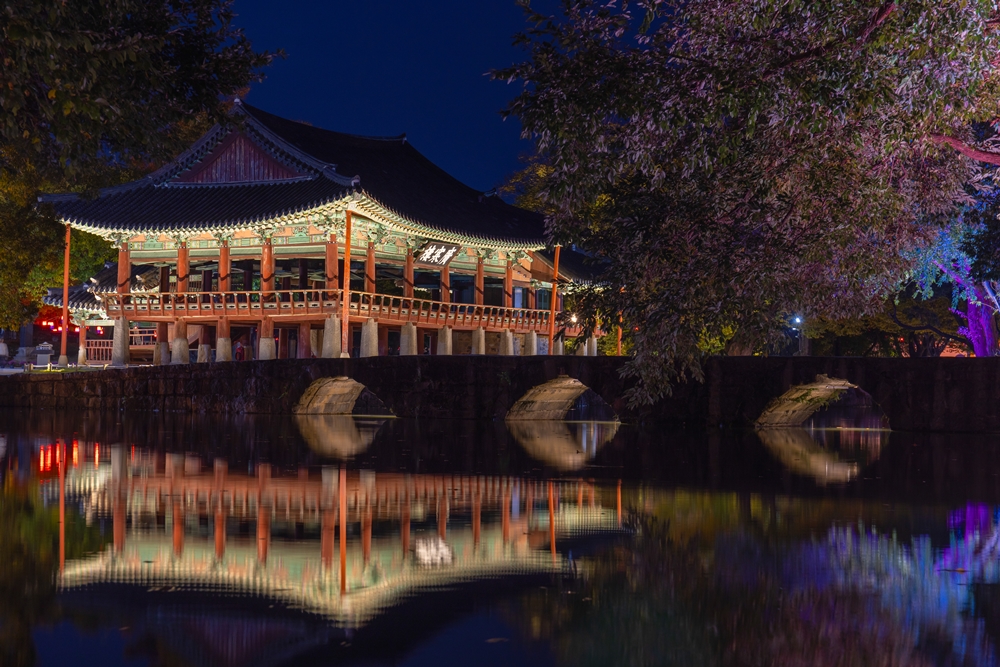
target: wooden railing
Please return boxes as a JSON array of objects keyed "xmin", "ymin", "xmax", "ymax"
[
  {"xmin": 101, "ymin": 290, "xmax": 572, "ymax": 335},
  {"xmin": 85, "ymin": 328, "xmax": 156, "ymax": 363}
]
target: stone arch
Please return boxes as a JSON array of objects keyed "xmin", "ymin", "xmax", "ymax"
[
  {"xmin": 755, "ymin": 374, "xmax": 884, "ymax": 428},
  {"xmin": 294, "ymin": 376, "xmax": 392, "ymax": 416},
  {"xmin": 506, "ymin": 375, "xmax": 618, "ymax": 422}
]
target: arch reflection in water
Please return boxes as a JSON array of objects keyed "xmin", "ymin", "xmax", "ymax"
[
  {"xmin": 294, "ymin": 414, "xmax": 388, "ymax": 460},
  {"xmin": 756, "ymin": 428, "xmax": 861, "ymax": 485},
  {"xmin": 507, "ymin": 420, "xmax": 619, "ymax": 471},
  {"xmin": 55, "ymin": 448, "xmax": 625, "ymax": 629}
]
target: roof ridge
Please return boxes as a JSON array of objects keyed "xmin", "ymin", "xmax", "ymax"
[{"xmin": 238, "ymin": 100, "xmax": 407, "ymax": 144}]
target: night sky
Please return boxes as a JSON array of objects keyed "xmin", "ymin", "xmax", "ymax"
[{"xmin": 233, "ymin": 1, "xmax": 556, "ymax": 193}]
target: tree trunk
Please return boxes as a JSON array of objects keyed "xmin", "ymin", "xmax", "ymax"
[{"xmin": 964, "ymin": 296, "xmax": 997, "ymax": 357}]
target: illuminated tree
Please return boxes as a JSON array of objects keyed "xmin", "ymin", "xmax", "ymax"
[{"xmin": 498, "ymin": 0, "xmax": 1000, "ymax": 401}]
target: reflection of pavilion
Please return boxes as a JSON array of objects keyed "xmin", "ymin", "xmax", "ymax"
[{"xmin": 57, "ymin": 447, "xmax": 623, "ymax": 627}]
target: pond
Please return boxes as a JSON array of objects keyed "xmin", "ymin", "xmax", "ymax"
[{"xmin": 2, "ymin": 407, "xmax": 1000, "ymax": 666}]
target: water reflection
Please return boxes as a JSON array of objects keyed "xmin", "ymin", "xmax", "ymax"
[
  {"xmin": 756, "ymin": 428, "xmax": 859, "ymax": 485},
  {"xmin": 294, "ymin": 414, "xmax": 388, "ymax": 460},
  {"xmin": 11, "ymin": 412, "xmax": 1000, "ymax": 665},
  {"xmin": 506, "ymin": 420, "xmax": 619, "ymax": 471},
  {"xmin": 50, "ymin": 444, "xmax": 622, "ymax": 630}
]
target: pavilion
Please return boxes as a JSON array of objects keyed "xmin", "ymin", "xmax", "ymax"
[{"xmin": 42, "ymin": 100, "xmax": 597, "ymax": 366}]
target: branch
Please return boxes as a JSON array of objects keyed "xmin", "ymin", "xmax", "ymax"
[
  {"xmin": 765, "ymin": 2, "xmax": 896, "ymax": 75},
  {"xmin": 889, "ymin": 302, "xmax": 972, "ymax": 349},
  {"xmin": 928, "ymin": 134, "xmax": 1000, "ymax": 165}
]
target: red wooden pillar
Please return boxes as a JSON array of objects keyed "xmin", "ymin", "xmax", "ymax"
[
  {"xmin": 440, "ymin": 262, "xmax": 451, "ymax": 303},
  {"xmin": 547, "ymin": 246, "xmax": 561, "ymax": 352},
  {"xmin": 341, "ymin": 212, "xmax": 353, "ymax": 356},
  {"xmin": 261, "ymin": 236, "xmax": 274, "ymax": 292},
  {"xmin": 365, "ymin": 241, "xmax": 376, "ymax": 293},
  {"xmin": 504, "ymin": 259, "xmax": 513, "ymax": 308},
  {"xmin": 218, "ymin": 240, "xmax": 231, "ymax": 292},
  {"xmin": 60, "ymin": 225, "xmax": 72, "ymax": 362},
  {"xmin": 176, "ymin": 241, "xmax": 189, "ymax": 293},
  {"xmin": 278, "ymin": 328, "xmax": 288, "ymax": 359},
  {"xmin": 404, "ymin": 247, "xmax": 415, "ymax": 298},
  {"xmin": 298, "ymin": 322, "xmax": 312, "ymax": 359},
  {"xmin": 475, "ymin": 255, "xmax": 484, "ymax": 305},
  {"xmin": 325, "ymin": 231, "xmax": 339, "ymax": 297}
]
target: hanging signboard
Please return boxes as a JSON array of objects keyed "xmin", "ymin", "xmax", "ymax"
[{"xmin": 414, "ymin": 241, "xmax": 461, "ymax": 267}]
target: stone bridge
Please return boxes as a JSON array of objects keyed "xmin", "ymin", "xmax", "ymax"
[{"xmin": 1, "ymin": 356, "xmax": 1000, "ymax": 432}]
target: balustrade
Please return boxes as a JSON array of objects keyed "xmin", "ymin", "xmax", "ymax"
[{"xmin": 100, "ymin": 289, "xmax": 572, "ymax": 335}]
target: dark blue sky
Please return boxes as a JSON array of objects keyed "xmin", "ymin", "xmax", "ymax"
[{"xmin": 233, "ymin": 1, "xmax": 552, "ymax": 192}]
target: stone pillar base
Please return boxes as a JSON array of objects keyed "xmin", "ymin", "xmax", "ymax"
[
  {"xmin": 552, "ymin": 334, "xmax": 564, "ymax": 356},
  {"xmin": 197, "ymin": 343, "xmax": 212, "ymax": 363},
  {"xmin": 576, "ymin": 338, "xmax": 588, "ymax": 356},
  {"xmin": 58, "ymin": 354, "xmax": 69, "ymax": 367},
  {"xmin": 77, "ymin": 346, "xmax": 87, "ymax": 366},
  {"xmin": 501, "ymin": 330, "xmax": 515, "ymax": 356},
  {"xmin": 588, "ymin": 336, "xmax": 599, "ymax": 356},
  {"xmin": 171, "ymin": 338, "xmax": 190, "ymax": 365},
  {"xmin": 471, "ymin": 327, "xmax": 485, "ymax": 355},
  {"xmin": 216, "ymin": 337, "xmax": 232, "ymax": 362},
  {"xmin": 111, "ymin": 317, "xmax": 129, "ymax": 367},
  {"xmin": 360, "ymin": 318, "xmax": 378, "ymax": 357},
  {"xmin": 310, "ymin": 329, "xmax": 321, "ymax": 358},
  {"xmin": 321, "ymin": 316, "xmax": 342, "ymax": 358},
  {"xmin": 437, "ymin": 326, "xmax": 453, "ymax": 355},
  {"xmin": 400, "ymin": 323, "xmax": 418, "ymax": 356},
  {"xmin": 157, "ymin": 342, "xmax": 170, "ymax": 366},
  {"xmin": 0, "ymin": 342, "xmax": 7, "ymax": 358},
  {"xmin": 258, "ymin": 337, "xmax": 276, "ymax": 360},
  {"xmin": 523, "ymin": 331, "xmax": 538, "ymax": 356}
]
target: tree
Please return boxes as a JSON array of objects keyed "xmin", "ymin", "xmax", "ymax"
[
  {"xmin": 497, "ymin": 0, "xmax": 1000, "ymax": 403},
  {"xmin": 0, "ymin": 0, "xmax": 279, "ymax": 328}
]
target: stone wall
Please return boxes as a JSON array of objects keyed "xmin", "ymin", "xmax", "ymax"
[{"xmin": 2, "ymin": 356, "xmax": 1000, "ymax": 432}]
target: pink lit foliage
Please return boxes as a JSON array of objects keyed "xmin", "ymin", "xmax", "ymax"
[{"xmin": 498, "ymin": 0, "xmax": 1000, "ymax": 401}]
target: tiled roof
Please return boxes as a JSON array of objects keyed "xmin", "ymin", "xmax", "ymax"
[
  {"xmin": 42, "ymin": 102, "xmax": 547, "ymax": 247},
  {"xmin": 45, "ymin": 178, "xmax": 349, "ymax": 236},
  {"xmin": 240, "ymin": 104, "xmax": 546, "ymax": 245},
  {"xmin": 536, "ymin": 247, "xmax": 606, "ymax": 285}
]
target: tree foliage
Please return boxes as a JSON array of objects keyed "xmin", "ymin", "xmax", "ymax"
[
  {"xmin": 0, "ymin": 0, "xmax": 278, "ymax": 329},
  {"xmin": 497, "ymin": 0, "xmax": 1000, "ymax": 402}
]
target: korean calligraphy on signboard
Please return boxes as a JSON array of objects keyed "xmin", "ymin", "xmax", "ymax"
[{"xmin": 415, "ymin": 242, "xmax": 461, "ymax": 266}]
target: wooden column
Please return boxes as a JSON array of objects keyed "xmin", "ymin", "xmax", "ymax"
[
  {"xmin": 401, "ymin": 494, "xmax": 411, "ymax": 556},
  {"xmin": 440, "ymin": 263, "xmax": 451, "ymax": 304},
  {"xmin": 78, "ymin": 322, "xmax": 87, "ymax": 362},
  {"xmin": 201, "ymin": 268, "xmax": 213, "ymax": 294},
  {"xmin": 176, "ymin": 241, "xmax": 189, "ymax": 293},
  {"xmin": 504, "ymin": 259, "xmax": 513, "ymax": 308},
  {"xmin": 218, "ymin": 240, "xmax": 231, "ymax": 292},
  {"xmin": 117, "ymin": 241, "xmax": 130, "ymax": 293},
  {"xmin": 298, "ymin": 258, "xmax": 309, "ymax": 290},
  {"xmin": 547, "ymin": 246, "xmax": 561, "ymax": 353},
  {"xmin": 257, "ymin": 506, "xmax": 270, "ymax": 565},
  {"xmin": 298, "ymin": 322, "xmax": 312, "ymax": 359},
  {"xmin": 404, "ymin": 246, "xmax": 414, "ymax": 298},
  {"xmin": 321, "ymin": 508, "xmax": 335, "ymax": 571},
  {"xmin": 60, "ymin": 225, "xmax": 72, "ymax": 362},
  {"xmin": 475, "ymin": 255, "xmax": 485, "ymax": 305},
  {"xmin": 261, "ymin": 237, "xmax": 274, "ymax": 292},
  {"xmin": 341, "ymin": 212, "xmax": 353, "ymax": 356},
  {"xmin": 325, "ymin": 232, "xmax": 339, "ymax": 296},
  {"xmin": 365, "ymin": 241, "xmax": 376, "ymax": 293},
  {"xmin": 278, "ymin": 327, "xmax": 289, "ymax": 359}
]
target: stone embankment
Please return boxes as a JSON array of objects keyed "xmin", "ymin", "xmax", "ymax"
[{"xmin": 1, "ymin": 356, "xmax": 999, "ymax": 432}]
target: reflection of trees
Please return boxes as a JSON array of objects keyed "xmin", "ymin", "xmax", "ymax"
[
  {"xmin": 0, "ymin": 479, "xmax": 107, "ymax": 666},
  {"xmin": 503, "ymin": 519, "xmax": 936, "ymax": 667}
]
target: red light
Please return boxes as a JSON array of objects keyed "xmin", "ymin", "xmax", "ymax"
[
  {"xmin": 45, "ymin": 447, "xmax": 52, "ymax": 472},
  {"xmin": 74, "ymin": 327, "xmax": 80, "ymax": 333},
  {"xmin": 72, "ymin": 441, "xmax": 79, "ymax": 467},
  {"xmin": 94, "ymin": 442, "xmax": 100, "ymax": 468}
]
